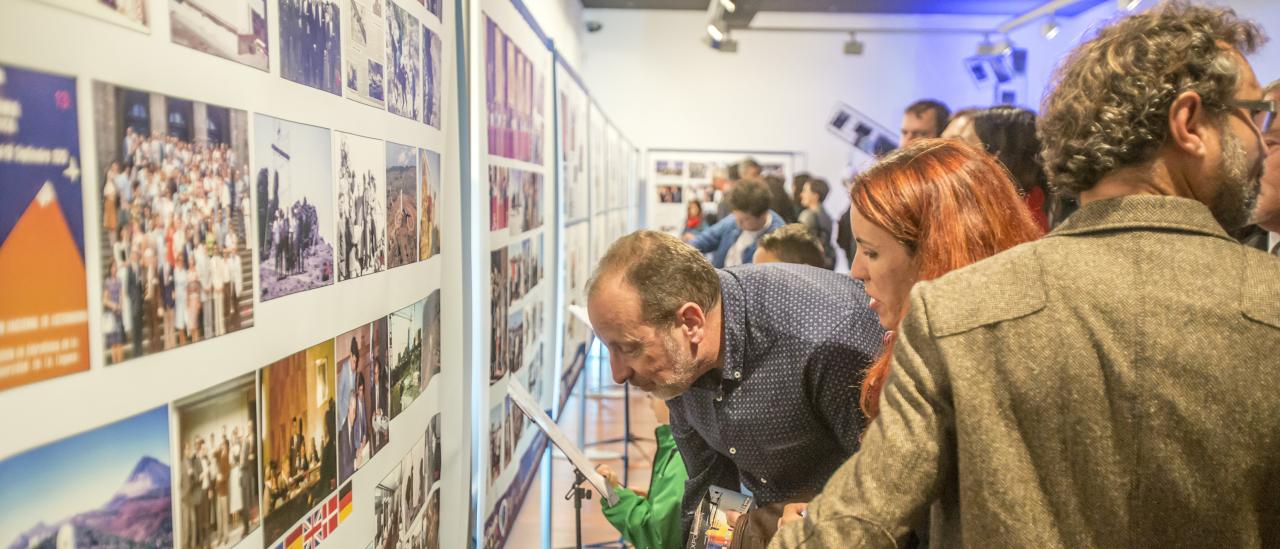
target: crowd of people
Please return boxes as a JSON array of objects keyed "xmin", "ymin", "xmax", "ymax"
[
  {"xmin": 180, "ymin": 424, "xmax": 259, "ymax": 549},
  {"xmin": 591, "ymin": 3, "xmax": 1280, "ymax": 548},
  {"xmin": 101, "ymin": 126, "xmax": 250, "ymax": 364}
]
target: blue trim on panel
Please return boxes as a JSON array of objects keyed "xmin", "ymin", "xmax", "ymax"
[
  {"xmin": 507, "ymin": 0, "xmax": 554, "ymax": 48},
  {"xmin": 554, "ymin": 50, "xmax": 592, "ymax": 98},
  {"xmin": 456, "ymin": 0, "xmax": 481, "ymax": 546}
]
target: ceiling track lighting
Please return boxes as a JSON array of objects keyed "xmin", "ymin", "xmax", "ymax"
[
  {"xmin": 843, "ymin": 32, "xmax": 864, "ymax": 55},
  {"xmin": 1041, "ymin": 17, "xmax": 1060, "ymax": 39},
  {"xmin": 707, "ymin": 22, "xmax": 725, "ymax": 42},
  {"xmin": 719, "ymin": 0, "xmax": 736, "ymax": 13}
]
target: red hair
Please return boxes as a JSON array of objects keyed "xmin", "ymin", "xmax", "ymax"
[{"xmin": 854, "ymin": 139, "xmax": 1043, "ymax": 422}]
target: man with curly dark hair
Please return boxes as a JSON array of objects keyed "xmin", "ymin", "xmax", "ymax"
[{"xmin": 772, "ymin": 3, "xmax": 1280, "ymax": 548}]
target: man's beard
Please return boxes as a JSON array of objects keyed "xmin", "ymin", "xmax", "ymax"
[
  {"xmin": 649, "ymin": 332, "xmax": 701, "ymax": 401},
  {"xmin": 1209, "ymin": 130, "xmax": 1263, "ymax": 230}
]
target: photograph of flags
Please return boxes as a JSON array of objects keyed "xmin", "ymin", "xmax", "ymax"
[{"xmin": 275, "ymin": 481, "xmax": 354, "ymax": 549}]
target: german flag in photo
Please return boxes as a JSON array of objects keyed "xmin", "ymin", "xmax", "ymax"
[
  {"xmin": 285, "ymin": 521, "xmax": 304, "ymax": 549},
  {"xmin": 339, "ymin": 481, "xmax": 354, "ymax": 523}
]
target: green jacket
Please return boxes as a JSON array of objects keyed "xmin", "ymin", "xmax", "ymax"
[{"xmin": 602, "ymin": 425, "xmax": 688, "ymax": 549}]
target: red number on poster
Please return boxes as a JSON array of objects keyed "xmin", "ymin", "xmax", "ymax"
[{"xmin": 54, "ymin": 90, "xmax": 71, "ymax": 110}]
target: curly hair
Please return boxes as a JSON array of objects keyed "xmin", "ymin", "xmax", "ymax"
[{"xmin": 1039, "ymin": 1, "xmax": 1265, "ymax": 195}]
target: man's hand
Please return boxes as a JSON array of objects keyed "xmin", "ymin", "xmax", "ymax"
[
  {"xmin": 682, "ymin": 232, "xmax": 696, "ymax": 243},
  {"xmin": 777, "ymin": 503, "xmax": 807, "ymax": 529},
  {"xmin": 596, "ymin": 464, "xmax": 620, "ymax": 488}
]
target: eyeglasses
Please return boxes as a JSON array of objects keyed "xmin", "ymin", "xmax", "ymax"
[{"xmin": 1227, "ymin": 99, "xmax": 1276, "ymax": 134}]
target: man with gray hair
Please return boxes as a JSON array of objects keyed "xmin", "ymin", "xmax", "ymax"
[
  {"xmin": 587, "ymin": 230, "xmax": 883, "ymax": 544},
  {"xmin": 774, "ymin": 3, "xmax": 1280, "ymax": 547}
]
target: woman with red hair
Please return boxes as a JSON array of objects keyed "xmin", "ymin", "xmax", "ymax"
[{"xmin": 775, "ymin": 138, "xmax": 1043, "ymax": 539}]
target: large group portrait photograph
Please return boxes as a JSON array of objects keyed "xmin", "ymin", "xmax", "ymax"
[
  {"xmin": 260, "ymin": 340, "xmax": 337, "ymax": 544},
  {"xmin": 93, "ymin": 82, "xmax": 255, "ymax": 366},
  {"xmin": 280, "ymin": 0, "xmax": 343, "ymax": 95},
  {"xmin": 169, "ymin": 0, "xmax": 269, "ymax": 71},
  {"xmin": 388, "ymin": 297, "xmax": 425, "ymax": 419},
  {"xmin": 0, "ymin": 64, "xmax": 90, "ymax": 392},
  {"xmin": 418, "ymin": 148, "xmax": 442, "ymax": 260},
  {"xmin": 174, "ymin": 373, "xmax": 262, "ymax": 549},
  {"xmin": 386, "ymin": 0, "xmax": 422, "ymax": 121},
  {"xmin": 0, "ymin": 406, "xmax": 172, "ymax": 549},
  {"xmin": 336, "ymin": 319, "xmax": 392, "ymax": 482},
  {"xmin": 335, "ymin": 131, "xmax": 388, "ymax": 280},
  {"xmin": 344, "ymin": 0, "xmax": 387, "ymax": 108},
  {"xmin": 386, "ymin": 142, "xmax": 420, "ymax": 269},
  {"xmin": 255, "ymin": 114, "xmax": 335, "ymax": 301}
]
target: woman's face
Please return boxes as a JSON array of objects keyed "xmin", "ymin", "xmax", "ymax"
[{"xmin": 849, "ymin": 208, "xmax": 919, "ymax": 331}]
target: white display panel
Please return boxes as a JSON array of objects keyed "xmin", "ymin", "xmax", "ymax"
[
  {"xmin": 645, "ymin": 149, "xmax": 797, "ymax": 236},
  {"xmin": 0, "ymin": 1, "xmax": 465, "ymax": 549},
  {"xmin": 555, "ymin": 59, "xmax": 591, "ymax": 414}
]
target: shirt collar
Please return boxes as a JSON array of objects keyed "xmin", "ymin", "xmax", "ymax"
[
  {"xmin": 1048, "ymin": 195, "xmax": 1235, "ymax": 243},
  {"xmin": 716, "ymin": 269, "xmax": 747, "ymax": 381}
]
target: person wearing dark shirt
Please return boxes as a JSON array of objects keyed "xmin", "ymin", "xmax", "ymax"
[{"xmin": 587, "ymin": 230, "xmax": 883, "ymax": 545}]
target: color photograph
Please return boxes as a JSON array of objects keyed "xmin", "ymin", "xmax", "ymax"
[
  {"xmin": 386, "ymin": 142, "xmax": 419, "ymax": 268},
  {"xmin": 558, "ymin": 83, "xmax": 588, "ymax": 221},
  {"xmin": 388, "ymin": 297, "xmax": 424, "ymax": 419},
  {"xmin": 418, "ymin": 148, "xmax": 441, "ymax": 260},
  {"xmin": 169, "ymin": 0, "xmax": 269, "ymax": 71},
  {"xmin": 93, "ymin": 82, "xmax": 254, "ymax": 366},
  {"xmin": 260, "ymin": 340, "xmax": 337, "ymax": 544},
  {"xmin": 255, "ymin": 114, "xmax": 335, "ymax": 301},
  {"xmin": 344, "ymin": 0, "xmax": 387, "ymax": 108},
  {"xmin": 386, "ymin": 0, "xmax": 422, "ymax": 121},
  {"xmin": 336, "ymin": 318, "xmax": 391, "ymax": 482},
  {"xmin": 503, "ymin": 309, "xmax": 523, "ymax": 378},
  {"xmin": 655, "ymin": 159, "xmax": 683, "ymax": 178},
  {"xmin": 0, "ymin": 64, "xmax": 89, "ymax": 392},
  {"xmin": 489, "ymin": 247, "xmax": 508, "ymax": 385},
  {"xmin": 423, "ymin": 488, "xmax": 440, "ymax": 549},
  {"xmin": 425, "ymin": 413, "xmax": 441, "ymax": 491},
  {"xmin": 35, "ymin": 0, "xmax": 148, "ymax": 31},
  {"xmin": 484, "ymin": 16, "xmax": 545, "ymax": 163},
  {"xmin": 422, "ymin": 289, "xmax": 442, "ymax": 387},
  {"xmin": 373, "ymin": 433, "xmax": 426, "ymax": 549},
  {"xmin": 657, "ymin": 184, "xmax": 683, "ymax": 204},
  {"xmin": 423, "ymin": 0, "xmax": 441, "ymax": 20},
  {"xmin": 488, "ymin": 166, "xmax": 509, "ymax": 231},
  {"xmin": 487, "ymin": 402, "xmax": 504, "ymax": 489},
  {"xmin": 280, "ymin": 0, "xmax": 342, "ymax": 95},
  {"xmin": 422, "ymin": 25, "xmax": 443, "ymax": 129},
  {"xmin": 174, "ymin": 373, "xmax": 261, "ymax": 549},
  {"xmin": 335, "ymin": 131, "xmax": 387, "ymax": 280},
  {"xmin": 508, "ymin": 168, "xmax": 543, "ymax": 235},
  {"xmin": 0, "ymin": 406, "xmax": 172, "ymax": 549}
]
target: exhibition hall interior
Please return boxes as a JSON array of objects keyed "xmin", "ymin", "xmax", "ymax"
[{"xmin": 2, "ymin": 0, "xmax": 1279, "ymax": 548}]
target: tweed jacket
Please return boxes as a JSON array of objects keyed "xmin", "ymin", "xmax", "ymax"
[{"xmin": 771, "ymin": 196, "xmax": 1280, "ymax": 548}]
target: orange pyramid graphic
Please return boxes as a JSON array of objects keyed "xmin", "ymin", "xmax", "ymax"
[{"xmin": 0, "ymin": 182, "xmax": 90, "ymax": 390}]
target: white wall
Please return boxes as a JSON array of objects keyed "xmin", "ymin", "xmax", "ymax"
[
  {"xmin": 579, "ymin": 1, "xmax": 1280, "ymax": 223},
  {"xmin": 524, "ymin": 0, "xmax": 587, "ymax": 68}
]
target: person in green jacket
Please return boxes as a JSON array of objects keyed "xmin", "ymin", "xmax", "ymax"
[{"xmin": 596, "ymin": 396, "xmax": 688, "ymax": 549}]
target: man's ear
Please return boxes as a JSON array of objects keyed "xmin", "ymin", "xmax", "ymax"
[
  {"xmin": 675, "ymin": 302, "xmax": 707, "ymax": 343},
  {"xmin": 1168, "ymin": 91, "xmax": 1213, "ymax": 158}
]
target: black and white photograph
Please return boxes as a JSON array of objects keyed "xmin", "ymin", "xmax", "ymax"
[
  {"xmin": 503, "ymin": 309, "xmax": 523, "ymax": 378},
  {"xmin": 93, "ymin": 82, "xmax": 254, "ymax": 365},
  {"xmin": 425, "ymin": 413, "xmax": 441, "ymax": 492},
  {"xmin": 657, "ymin": 184, "xmax": 683, "ymax": 204},
  {"xmin": 280, "ymin": 0, "xmax": 342, "ymax": 95},
  {"xmin": 688, "ymin": 161, "xmax": 709, "ymax": 180},
  {"xmin": 386, "ymin": 0, "xmax": 422, "ymax": 121},
  {"xmin": 334, "ymin": 131, "xmax": 387, "ymax": 280},
  {"xmin": 373, "ymin": 434, "xmax": 426, "ymax": 549},
  {"xmin": 174, "ymin": 373, "xmax": 261, "ymax": 549},
  {"xmin": 386, "ymin": 142, "xmax": 419, "ymax": 268},
  {"xmin": 344, "ymin": 0, "xmax": 386, "ymax": 108},
  {"xmin": 487, "ymin": 402, "xmax": 504, "ymax": 489},
  {"xmin": 254, "ymin": 114, "xmax": 335, "ymax": 301},
  {"xmin": 170, "ymin": 0, "xmax": 269, "ymax": 71},
  {"xmin": 489, "ymin": 247, "xmax": 508, "ymax": 385},
  {"xmin": 422, "ymin": 0, "xmax": 441, "ymax": 20},
  {"xmin": 423, "ymin": 289, "xmax": 442, "ymax": 387},
  {"xmin": 422, "ymin": 25, "xmax": 443, "ymax": 129},
  {"xmin": 36, "ymin": 0, "xmax": 149, "ymax": 32}
]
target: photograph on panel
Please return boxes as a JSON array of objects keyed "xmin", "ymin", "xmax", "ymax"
[
  {"xmin": 344, "ymin": 0, "xmax": 387, "ymax": 108},
  {"xmin": 93, "ymin": 82, "xmax": 254, "ymax": 365},
  {"xmin": 417, "ymin": 148, "xmax": 441, "ymax": 260},
  {"xmin": 0, "ymin": 406, "xmax": 172, "ymax": 548},
  {"xmin": 487, "ymin": 402, "xmax": 504, "ymax": 488},
  {"xmin": 422, "ymin": 25, "xmax": 442, "ymax": 129},
  {"xmin": 425, "ymin": 413, "xmax": 441, "ymax": 491},
  {"xmin": 423, "ymin": 0, "xmax": 441, "ymax": 20},
  {"xmin": 174, "ymin": 373, "xmax": 261, "ymax": 549},
  {"xmin": 487, "ymin": 166, "xmax": 509, "ymax": 231},
  {"xmin": 508, "ymin": 169, "xmax": 543, "ymax": 235},
  {"xmin": 527, "ymin": 342, "xmax": 545, "ymax": 403},
  {"xmin": 385, "ymin": 0, "xmax": 422, "ymax": 121},
  {"xmin": 169, "ymin": 0, "xmax": 269, "ymax": 71},
  {"xmin": 0, "ymin": 64, "xmax": 90, "ymax": 391},
  {"xmin": 34, "ymin": 0, "xmax": 149, "ymax": 32},
  {"xmin": 388, "ymin": 298, "xmax": 425, "ymax": 418},
  {"xmin": 503, "ymin": 308, "xmax": 523, "ymax": 378},
  {"xmin": 422, "ymin": 488, "xmax": 440, "ymax": 549},
  {"xmin": 276, "ymin": 478, "xmax": 353, "ymax": 547},
  {"xmin": 372, "ymin": 433, "xmax": 426, "ymax": 549},
  {"xmin": 386, "ymin": 142, "xmax": 419, "ymax": 268},
  {"xmin": 523, "ymin": 301, "xmax": 543, "ymax": 353},
  {"xmin": 259, "ymin": 340, "xmax": 337, "ymax": 543},
  {"xmin": 488, "ymin": 247, "xmax": 508, "ymax": 385},
  {"xmin": 484, "ymin": 16, "xmax": 545, "ymax": 164},
  {"xmin": 254, "ymin": 114, "xmax": 335, "ymax": 301},
  {"xmin": 422, "ymin": 289, "xmax": 442, "ymax": 387},
  {"xmin": 657, "ymin": 184, "xmax": 684, "ymax": 204},
  {"xmin": 335, "ymin": 131, "xmax": 387, "ymax": 280},
  {"xmin": 501, "ymin": 398, "xmax": 513, "ymax": 469},
  {"xmin": 655, "ymin": 160, "xmax": 684, "ymax": 178},
  {"xmin": 507, "ymin": 397, "xmax": 526, "ymax": 459},
  {"xmin": 688, "ymin": 161, "xmax": 709, "ymax": 180},
  {"xmin": 336, "ymin": 318, "xmax": 391, "ymax": 482},
  {"xmin": 280, "ymin": 0, "xmax": 343, "ymax": 95},
  {"xmin": 506, "ymin": 236, "xmax": 542, "ymax": 304},
  {"xmin": 559, "ymin": 88, "xmax": 588, "ymax": 221}
]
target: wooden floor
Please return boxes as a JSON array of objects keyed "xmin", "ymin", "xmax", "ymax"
[{"xmin": 506, "ymin": 363, "xmax": 660, "ymax": 549}]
